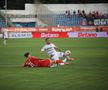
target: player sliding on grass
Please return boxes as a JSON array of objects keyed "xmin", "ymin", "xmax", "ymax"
[
  {"xmin": 23, "ymin": 52, "xmax": 69, "ymax": 68},
  {"xmin": 40, "ymin": 38, "xmax": 75, "ymax": 62}
]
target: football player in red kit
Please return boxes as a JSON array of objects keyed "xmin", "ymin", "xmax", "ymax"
[{"xmin": 23, "ymin": 52, "xmax": 69, "ymax": 68}]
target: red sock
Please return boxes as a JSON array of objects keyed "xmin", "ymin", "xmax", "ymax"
[{"xmin": 55, "ymin": 60, "xmax": 63, "ymax": 64}]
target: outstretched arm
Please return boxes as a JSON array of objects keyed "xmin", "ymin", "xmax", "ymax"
[
  {"xmin": 54, "ymin": 46, "xmax": 63, "ymax": 52},
  {"xmin": 66, "ymin": 56, "xmax": 75, "ymax": 61},
  {"xmin": 40, "ymin": 51, "xmax": 44, "ymax": 54},
  {"xmin": 40, "ymin": 46, "xmax": 45, "ymax": 54}
]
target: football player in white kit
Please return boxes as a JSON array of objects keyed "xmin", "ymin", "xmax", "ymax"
[
  {"xmin": 2, "ymin": 28, "xmax": 8, "ymax": 45},
  {"xmin": 40, "ymin": 38, "xmax": 74, "ymax": 62}
]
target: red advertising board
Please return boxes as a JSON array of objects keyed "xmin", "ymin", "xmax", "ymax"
[
  {"xmin": 2, "ymin": 26, "xmax": 108, "ymax": 32},
  {"xmin": 32, "ymin": 32, "xmax": 69, "ymax": 38}
]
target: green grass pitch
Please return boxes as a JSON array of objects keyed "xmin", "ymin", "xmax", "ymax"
[{"xmin": 0, "ymin": 38, "xmax": 108, "ymax": 90}]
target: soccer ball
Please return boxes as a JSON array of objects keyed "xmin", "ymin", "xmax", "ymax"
[{"xmin": 65, "ymin": 50, "xmax": 71, "ymax": 56}]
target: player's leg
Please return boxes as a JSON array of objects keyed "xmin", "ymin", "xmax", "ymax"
[
  {"xmin": 51, "ymin": 52, "xmax": 59, "ymax": 61},
  {"xmin": 38, "ymin": 59, "xmax": 52, "ymax": 67},
  {"xmin": 55, "ymin": 60, "xmax": 69, "ymax": 65},
  {"xmin": 3, "ymin": 39, "xmax": 7, "ymax": 45},
  {"xmin": 50, "ymin": 52, "xmax": 60, "ymax": 67},
  {"xmin": 3, "ymin": 33, "xmax": 8, "ymax": 45}
]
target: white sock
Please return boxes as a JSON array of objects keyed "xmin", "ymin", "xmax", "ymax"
[
  {"xmin": 63, "ymin": 58, "xmax": 67, "ymax": 63},
  {"xmin": 59, "ymin": 63, "xmax": 65, "ymax": 66}
]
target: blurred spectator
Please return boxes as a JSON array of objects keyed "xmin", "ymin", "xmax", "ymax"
[
  {"xmin": 95, "ymin": 11, "xmax": 99, "ymax": 18},
  {"xmin": 77, "ymin": 9, "xmax": 82, "ymax": 17},
  {"xmin": 73, "ymin": 10, "xmax": 76, "ymax": 15},
  {"xmin": 82, "ymin": 10, "xmax": 87, "ymax": 18},
  {"xmin": 81, "ymin": 18, "xmax": 87, "ymax": 25},
  {"xmin": 95, "ymin": 26, "xmax": 103, "ymax": 32},
  {"xmin": 65, "ymin": 10, "xmax": 71, "ymax": 18},
  {"xmin": 96, "ymin": 26, "xmax": 99, "ymax": 32}
]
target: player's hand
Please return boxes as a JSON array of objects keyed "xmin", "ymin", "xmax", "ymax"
[{"xmin": 68, "ymin": 58, "xmax": 75, "ymax": 61}]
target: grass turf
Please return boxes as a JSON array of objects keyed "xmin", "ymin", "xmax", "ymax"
[{"xmin": 0, "ymin": 38, "xmax": 108, "ymax": 90}]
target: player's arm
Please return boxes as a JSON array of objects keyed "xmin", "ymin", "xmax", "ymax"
[
  {"xmin": 53, "ymin": 44, "xmax": 63, "ymax": 51},
  {"xmin": 54, "ymin": 46, "xmax": 62, "ymax": 51},
  {"xmin": 65, "ymin": 56, "xmax": 75, "ymax": 61},
  {"xmin": 40, "ymin": 46, "xmax": 45, "ymax": 54},
  {"xmin": 40, "ymin": 51, "xmax": 44, "ymax": 54}
]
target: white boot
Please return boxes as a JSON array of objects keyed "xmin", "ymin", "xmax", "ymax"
[{"xmin": 50, "ymin": 64, "xmax": 57, "ymax": 68}]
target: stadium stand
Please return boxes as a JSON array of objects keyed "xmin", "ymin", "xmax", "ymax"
[
  {"xmin": 0, "ymin": 18, "xmax": 5, "ymax": 27},
  {"xmin": 0, "ymin": 11, "xmax": 15, "ymax": 27},
  {"xmin": 52, "ymin": 10, "xmax": 108, "ymax": 26},
  {"xmin": 0, "ymin": 4, "xmax": 108, "ymax": 27}
]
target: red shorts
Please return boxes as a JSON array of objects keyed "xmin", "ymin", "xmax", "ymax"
[{"xmin": 37, "ymin": 59, "xmax": 51, "ymax": 67}]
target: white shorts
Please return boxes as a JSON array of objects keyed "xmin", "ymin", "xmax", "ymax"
[{"xmin": 51, "ymin": 52, "xmax": 64, "ymax": 61}]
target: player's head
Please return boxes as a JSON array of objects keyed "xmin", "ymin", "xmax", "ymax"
[
  {"xmin": 24, "ymin": 52, "xmax": 30, "ymax": 58},
  {"xmin": 45, "ymin": 38, "xmax": 50, "ymax": 44}
]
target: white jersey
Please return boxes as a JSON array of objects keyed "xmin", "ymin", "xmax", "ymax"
[{"xmin": 41, "ymin": 43, "xmax": 57, "ymax": 55}]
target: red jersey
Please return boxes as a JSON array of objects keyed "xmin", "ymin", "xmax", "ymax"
[
  {"xmin": 23, "ymin": 56, "xmax": 63, "ymax": 67},
  {"xmin": 24, "ymin": 56, "xmax": 51, "ymax": 67},
  {"xmin": 24, "ymin": 56, "xmax": 40, "ymax": 67}
]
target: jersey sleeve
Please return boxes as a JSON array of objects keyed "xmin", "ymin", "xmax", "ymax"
[
  {"xmin": 51, "ymin": 43, "xmax": 56, "ymax": 48},
  {"xmin": 41, "ymin": 46, "xmax": 45, "ymax": 51}
]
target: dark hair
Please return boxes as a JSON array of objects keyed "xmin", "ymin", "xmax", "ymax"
[
  {"xmin": 45, "ymin": 38, "xmax": 49, "ymax": 41},
  {"xmin": 24, "ymin": 52, "xmax": 29, "ymax": 58}
]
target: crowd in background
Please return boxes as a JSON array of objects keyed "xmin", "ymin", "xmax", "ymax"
[{"xmin": 0, "ymin": 9, "xmax": 108, "ymax": 27}]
